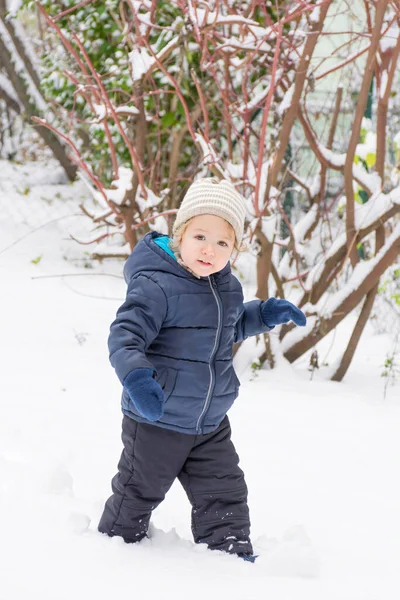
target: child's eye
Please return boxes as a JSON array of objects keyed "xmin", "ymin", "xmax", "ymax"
[
  {"xmin": 194, "ymin": 235, "xmax": 205, "ymax": 241},
  {"xmin": 218, "ymin": 241, "xmax": 228, "ymax": 247}
]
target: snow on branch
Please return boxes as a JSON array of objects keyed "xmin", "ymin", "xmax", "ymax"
[
  {"xmin": 194, "ymin": 133, "xmax": 225, "ymax": 176},
  {"xmin": 6, "ymin": 0, "xmax": 23, "ymax": 16},
  {"xmin": 189, "ymin": 7, "xmax": 262, "ymax": 30},
  {"xmin": 90, "ymin": 103, "xmax": 139, "ymax": 123},
  {"xmin": 104, "ymin": 167, "xmax": 133, "ymax": 205},
  {"xmin": 129, "ymin": 37, "xmax": 179, "ymax": 82},
  {"xmin": 380, "ymin": 23, "xmax": 400, "ymax": 52},
  {"xmin": 0, "ymin": 73, "xmax": 19, "ymax": 104},
  {"xmin": 317, "ymin": 221, "xmax": 400, "ymax": 318},
  {"xmin": 282, "ymin": 224, "xmax": 400, "ymax": 358},
  {"xmin": 355, "ymin": 185, "xmax": 400, "ymax": 229},
  {"xmin": 316, "ymin": 142, "xmax": 381, "ymax": 195},
  {"xmin": 316, "ymin": 143, "xmax": 346, "ymax": 167},
  {"xmin": 238, "ymin": 85, "xmax": 270, "ymax": 114},
  {"xmin": 0, "ymin": 20, "xmax": 46, "ymax": 112}
]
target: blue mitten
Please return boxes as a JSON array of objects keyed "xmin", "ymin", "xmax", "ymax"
[
  {"xmin": 261, "ymin": 298, "xmax": 306, "ymax": 328},
  {"xmin": 124, "ymin": 368, "xmax": 164, "ymax": 421}
]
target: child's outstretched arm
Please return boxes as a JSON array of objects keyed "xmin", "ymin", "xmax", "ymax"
[
  {"xmin": 235, "ymin": 298, "xmax": 306, "ymax": 343},
  {"xmin": 234, "ymin": 299, "xmax": 273, "ymax": 343}
]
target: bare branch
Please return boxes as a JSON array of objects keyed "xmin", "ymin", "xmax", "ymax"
[{"xmin": 344, "ymin": 0, "xmax": 389, "ymax": 266}]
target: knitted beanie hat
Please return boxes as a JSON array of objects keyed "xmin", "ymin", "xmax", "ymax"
[{"xmin": 173, "ymin": 178, "xmax": 246, "ymax": 246}]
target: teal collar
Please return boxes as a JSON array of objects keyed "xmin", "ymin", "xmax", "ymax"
[{"xmin": 153, "ymin": 235, "xmax": 176, "ymax": 260}]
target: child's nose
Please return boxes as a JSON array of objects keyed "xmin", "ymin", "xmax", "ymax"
[{"xmin": 202, "ymin": 243, "xmax": 215, "ymax": 256}]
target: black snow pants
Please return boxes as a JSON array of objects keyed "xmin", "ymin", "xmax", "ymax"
[{"xmin": 98, "ymin": 415, "xmax": 253, "ymax": 555}]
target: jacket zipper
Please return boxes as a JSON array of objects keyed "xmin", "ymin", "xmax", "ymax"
[{"xmin": 196, "ymin": 275, "xmax": 223, "ymax": 434}]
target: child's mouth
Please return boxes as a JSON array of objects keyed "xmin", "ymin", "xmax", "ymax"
[{"xmin": 198, "ymin": 259, "xmax": 212, "ymax": 266}]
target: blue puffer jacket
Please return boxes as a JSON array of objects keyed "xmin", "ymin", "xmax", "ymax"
[{"xmin": 109, "ymin": 232, "xmax": 272, "ymax": 435}]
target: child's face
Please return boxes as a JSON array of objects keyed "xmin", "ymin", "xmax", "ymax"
[{"xmin": 179, "ymin": 214, "xmax": 235, "ymax": 277}]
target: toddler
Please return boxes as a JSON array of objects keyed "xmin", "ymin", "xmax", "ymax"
[{"xmin": 98, "ymin": 178, "xmax": 306, "ymax": 561}]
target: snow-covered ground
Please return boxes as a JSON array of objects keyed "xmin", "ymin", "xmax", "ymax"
[{"xmin": 1, "ymin": 160, "xmax": 399, "ymax": 600}]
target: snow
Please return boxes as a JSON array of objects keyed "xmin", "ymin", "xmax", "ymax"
[
  {"xmin": 105, "ymin": 167, "xmax": 133, "ymax": 205},
  {"xmin": 304, "ymin": 232, "xmax": 346, "ymax": 292},
  {"xmin": 317, "ymin": 144, "xmax": 382, "ymax": 194},
  {"xmin": 309, "ymin": 173, "xmax": 321, "ymax": 199},
  {"xmin": 137, "ymin": 10, "xmax": 153, "ymax": 36},
  {"xmin": 93, "ymin": 103, "xmax": 106, "ymax": 121},
  {"xmin": 238, "ymin": 84, "xmax": 270, "ymax": 113},
  {"xmin": 148, "ymin": 214, "xmax": 169, "ymax": 235},
  {"xmin": 278, "ymin": 206, "xmax": 319, "ymax": 281},
  {"xmin": 317, "ymin": 143, "xmax": 346, "ymax": 168},
  {"xmin": 115, "ymin": 105, "xmax": 139, "ymax": 115},
  {"xmin": 293, "ymin": 204, "xmax": 319, "ymax": 241},
  {"xmin": 128, "ymin": 47, "xmax": 155, "ymax": 82},
  {"xmin": 0, "ymin": 21, "xmax": 46, "ymax": 113},
  {"xmin": 356, "ymin": 130, "xmax": 377, "ymax": 161},
  {"xmin": 380, "ymin": 70, "xmax": 388, "ymax": 99},
  {"xmin": 278, "ymin": 85, "xmax": 294, "ymax": 117},
  {"xmin": 5, "ymin": 0, "xmax": 23, "ymax": 16},
  {"xmin": 260, "ymin": 213, "xmax": 279, "ymax": 243},
  {"xmin": 315, "ymin": 222, "xmax": 400, "ymax": 318},
  {"xmin": 226, "ymin": 160, "xmax": 244, "ymax": 180},
  {"xmin": 1, "ymin": 160, "xmax": 400, "ymax": 599},
  {"xmin": 194, "ymin": 133, "xmax": 219, "ymax": 165},
  {"xmin": 355, "ymin": 185, "xmax": 400, "ymax": 229},
  {"xmin": 11, "ymin": 14, "xmax": 42, "ymax": 80},
  {"xmin": 0, "ymin": 73, "xmax": 19, "ymax": 103},
  {"xmin": 129, "ymin": 38, "xmax": 180, "ymax": 82},
  {"xmin": 135, "ymin": 186, "xmax": 164, "ymax": 213},
  {"xmin": 91, "ymin": 241, "xmax": 130, "ymax": 257},
  {"xmin": 380, "ymin": 24, "xmax": 400, "ymax": 53},
  {"xmin": 192, "ymin": 8, "xmax": 261, "ymax": 29},
  {"xmin": 309, "ymin": 6, "xmax": 320, "ymax": 24},
  {"xmin": 303, "ymin": 189, "xmax": 400, "ymax": 302},
  {"xmin": 217, "ymin": 36, "xmax": 273, "ymax": 53},
  {"xmin": 352, "ymin": 164, "xmax": 381, "ymax": 194}
]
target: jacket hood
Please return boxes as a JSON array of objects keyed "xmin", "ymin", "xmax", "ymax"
[{"xmin": 124, "ymin": 232, "xmax": 231, "ymax": 285}]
